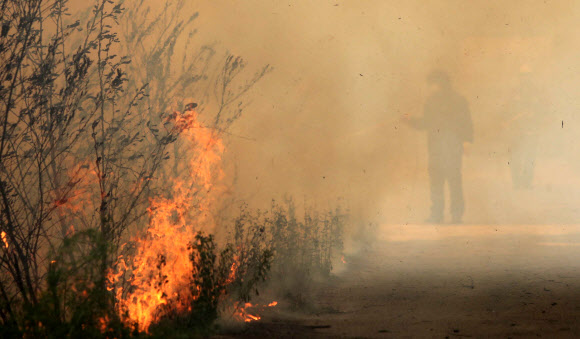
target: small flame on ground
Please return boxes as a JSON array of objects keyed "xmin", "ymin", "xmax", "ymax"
[
  {"xmin": 234, "ymin": 301, "xmax": 278, "ymax": 323},
  {"xmin": 245, "ymin": 314, "xmax": 260, "ymax": 322},
  {"xmin": 341, "ymin": 255, "xmax": 347, "ymax": 264}
]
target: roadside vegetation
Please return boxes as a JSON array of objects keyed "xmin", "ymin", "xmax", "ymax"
[{"xmin": 0, "ymin": 0, "xmax": 345, "ymax": 337}]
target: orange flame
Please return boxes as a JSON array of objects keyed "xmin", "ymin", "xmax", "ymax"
[
  {"xmin": 97, "ymin": 315, "xmax": 109, "ymax": 333},
  {"xmin": 1, "ymin": 231, "xmax": 8, "ymax": 249},
  {"xmin": 109, "ymin": 109, "xmax": 225, "ymax": 332},
  {"xmin": 233, "ymin": 301, "xmax": 278, "ymax": 323},
  {"xmin": 245, "ymin": 314, "xmax": 260, "ymax": 322}
]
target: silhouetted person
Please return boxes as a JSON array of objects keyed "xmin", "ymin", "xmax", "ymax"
[
  {"xmin": 405, "ymin": 71, "xmax": 473, "ymax": 223},
  {"xmin": 504, "ymin": 66, "xmax": 541, "ymax": 189}
]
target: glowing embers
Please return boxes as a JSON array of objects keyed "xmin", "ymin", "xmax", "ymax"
[
  {"xmin": 234, "ymin": 301, "xmax": 278, "ymax": 323},
  {"xmin": 1, "ymin": 231, "xmax": 8, "ymax": 249}
]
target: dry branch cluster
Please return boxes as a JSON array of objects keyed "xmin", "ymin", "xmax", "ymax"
[{"xmin": 0, "ymin": 0, "xmax": 271, "ymax": 336}]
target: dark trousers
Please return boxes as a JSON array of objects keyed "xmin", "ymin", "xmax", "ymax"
[{"xmin": 428, "ymin": 144, "xmax": 464, "ymax": 220}]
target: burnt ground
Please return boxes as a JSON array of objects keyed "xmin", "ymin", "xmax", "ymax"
[{"xmin": 217, "ymin": 224, "xmax": 580, "ymax": 338}]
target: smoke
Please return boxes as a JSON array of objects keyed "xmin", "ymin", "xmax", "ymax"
[
  {"xmin": 70, "ymin": 0, "xmax": 580, "ymax": 225},
  {"xmin": 183, "ymin": 0, "xmax": 580, "ymax": 227}
]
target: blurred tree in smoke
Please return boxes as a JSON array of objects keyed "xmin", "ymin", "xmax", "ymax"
[{"xmin": 117, "ymin": 0, "xmax": 271, "ymax": 182}]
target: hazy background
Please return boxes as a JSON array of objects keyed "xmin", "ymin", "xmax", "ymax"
[{"xmin": 113, "ymin": 0, "xmax": 580, "ymax": 226}]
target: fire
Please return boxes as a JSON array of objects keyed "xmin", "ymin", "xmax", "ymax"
[
  {"xmin": 65, "ymin": 225, "xmax": 75, "ymax": 237},
  {"xmin": 341, "ymin": 255, "xmax": 347, "ymax": 264},
  {"xmin": 1, "ymin": 231, "xmax": 8, "ymax": 249},
  {"xmin": 226, "ymin": 260, "xmax": 238, "ymax": 284},
  {"xmin": 246, "ymin": 314, "xmax": 260, "ymax": 322},
  {"xmin": 98, "ymin": 315, "xmax": 109, "ymax": 333},
  {"xmin": 109, "ymin": 109, "xmax": 225, "ymax": 332},
  {"xmin": 233, "ymin": 301, "xmax": 278, "ymax": 323}
]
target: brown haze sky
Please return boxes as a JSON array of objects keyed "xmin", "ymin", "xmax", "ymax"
[
  {"xmin": 190, "ymin": 0, "xmax": 580, "ymax": 225},
  {"xmin": 82, "ymin": 0, "xmax": 580, "ymax": 225}
]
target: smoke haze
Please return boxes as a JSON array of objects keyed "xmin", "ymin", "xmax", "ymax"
[
  {"xmin": 176, "ymin": 1, "xmax": 579, "ymax": 226},
  {"xmin": 67, "ymin": 0, "xmax": 580, "ymax": 224}
]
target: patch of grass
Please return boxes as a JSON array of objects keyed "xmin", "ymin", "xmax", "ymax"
[{"xmin": 230, "ymin": 198, "xmax": 347, "ymax": 310}]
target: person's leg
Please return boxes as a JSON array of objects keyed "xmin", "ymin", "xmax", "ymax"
[
  {"xmin": 428, "ymin": 161, "xmax": 444, "ymax": 223},
  {"xmin": 449, "ymin": 168, "xmax": 464, "ymax": 223},
  {"xmin": 449, "ymin": 149, "xmax": 464, "ymax": 223}
]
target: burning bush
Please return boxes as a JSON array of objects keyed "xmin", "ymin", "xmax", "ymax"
[
  {"xmin": 147, "ymin": 233, "xmax": 273, "ymax": 337},
  {"xmin": 0, "ymin": 0, "xmax": 271, "ymax": 337}
]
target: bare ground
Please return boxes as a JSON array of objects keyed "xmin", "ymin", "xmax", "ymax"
[{"xmin": 218, "ymin": 224, "xmax": 580, "ymax": 338}]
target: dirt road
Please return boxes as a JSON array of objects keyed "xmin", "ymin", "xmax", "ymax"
[{"xmin": 224, "ymin": 224, "xmax": 580, "ymax": 338}]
